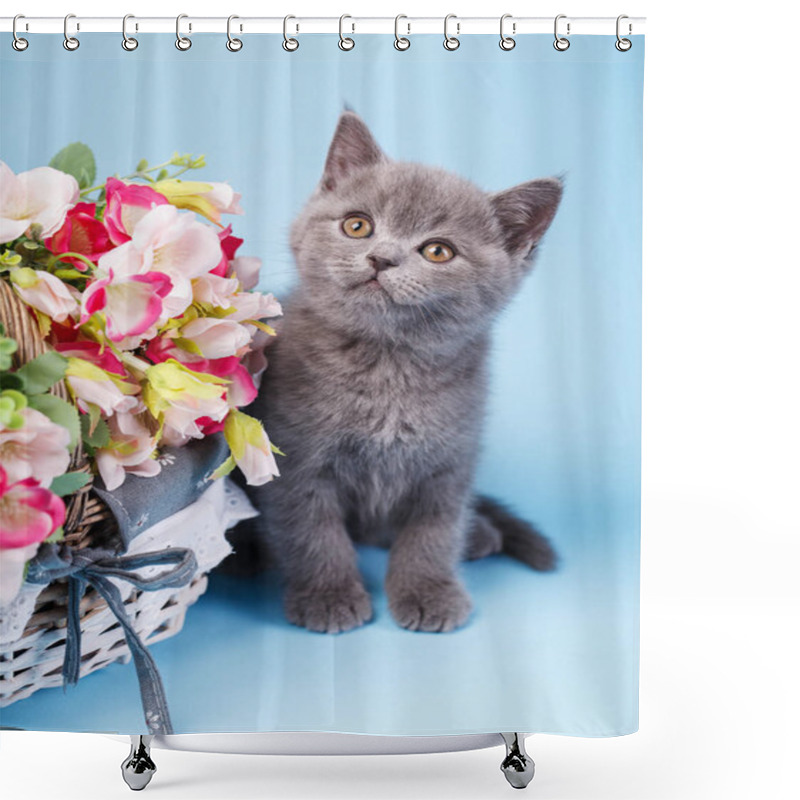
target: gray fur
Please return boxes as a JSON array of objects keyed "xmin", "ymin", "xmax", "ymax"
[{"xmin": 244, "ymin": 112, "xmax": 561, "ymax": 634}]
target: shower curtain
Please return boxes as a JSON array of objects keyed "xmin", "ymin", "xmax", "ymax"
[{"xmin": 0, "ymin": 28, "xmax": 643, "ymax": 739}]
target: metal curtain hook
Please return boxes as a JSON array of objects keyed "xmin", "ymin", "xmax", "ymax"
[
  {"xmin": 63, "ymin": 13, "xmax": 79, "ymax": 51},
  {"xmin": 12, "ymin": 14, "xmax": 28, "ymax": 51},
  {"xmin": 554, "ymin": 14, "xmax": 570, "ymax": 51},
  {"xmin": 176, "ymin": 14, "xmax": 192, "ymax": 50},
  {"xmin": 339, "ymin": 14, "xmax": 355, "ymax": 51},
  {"xmin": 500, "ymin": 14, "xmax": 516, "ymax": 51},
  {"xmin": 227, "ymin": 15, "xmax": 243, "ymax": 51},
  {"xmin": 616, "ymin": 14, "xmax": 632, "ymax": 51},
  {"xmin": 444, "ymin": 14, "xmax": 460, "ymax": 51},
  {"xmin": 394, "ymin": 15, "xmax": 410, "ymax": 50},
  {"xmin": 122, "ymin": 14, "xmax": 138, "ymax": 51},
  {"xmin": 283, "ymin": 15, "xmax": 299, "ymax": 51}
]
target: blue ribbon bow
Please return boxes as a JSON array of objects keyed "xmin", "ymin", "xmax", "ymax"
[{"xmin": 26, "ymin": 541, "xmax": 198, "ymax": 735}]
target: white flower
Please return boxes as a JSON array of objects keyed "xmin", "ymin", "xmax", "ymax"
[
  {"xmin": 94, "ymin": 412, "xmax": 161, "ymax": 491},
  {"xmin": 0, "ymin": 161, "xmax": 79, "ymax": 244},
  {"xmin": 0, "ymin": 407, "xmax": 71, "ymax": 488},
  {"xmin": 98, "ymin": 204, "xmax": 222, "ymax": 319},
  {"xmin": 176, "ymin": 317, "xmax": 251, "ymax": 359}
]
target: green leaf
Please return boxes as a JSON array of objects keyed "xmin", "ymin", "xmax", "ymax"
[
  {"xmin": 87, "ymin": 402, "xmax": 102, "ymax": 435},
  {"xmin": 80, "ymin": 413, "xmax": 110, "ymax": 448},
  {"xmin": 156, "ymin": 169, "xmax": 168, "ymax": 181},
  {"xmin": 0, "ymin": 373, "xmax": 24, "ymax": 392},
  {"xmin": 49, "ymin": 471, "xmax": 90, "ymax": 497},
  {"xmin": 15, "ymin": 352, "xmax": 68, "ymax": 394},
  {"xmin": 136, "ymin": 158, "xmax": 149, "ymax": 172},
  {"xmin": 49, "ymin": 142, "xmax": 96, "ymax": 189},
  {"xmin": 210, "ymin": 454, "xmax": 236, "ymax": 481},
  {"xmin": 44, "ymin": 526, "xmax": 64, "ymax": 544},
  {"xmin": 28, "ymin": 393, "xmax": 80, "ymax": 449}
]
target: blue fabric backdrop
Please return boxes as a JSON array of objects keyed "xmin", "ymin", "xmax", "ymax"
[{"xmin": 0, "ymin": 32, "xmax": 643, "ymax": 736}]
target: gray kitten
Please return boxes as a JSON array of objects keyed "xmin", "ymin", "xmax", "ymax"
[{"xmin": 243, "ymin": 112, "xmax": 562, "ymax": 634}]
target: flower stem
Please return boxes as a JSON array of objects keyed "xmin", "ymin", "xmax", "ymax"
[
  {"xmin": 79, "ymin": 157, "xmax": 203, "ymax": 197},
  {"xmin": 47, "ymin": 252, "xmax": 96, "ymax": 273}
]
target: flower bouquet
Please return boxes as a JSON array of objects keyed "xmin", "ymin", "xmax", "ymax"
[{"xmin": 0, "ymin": 144, "xmax": 279, "ymax": 730}]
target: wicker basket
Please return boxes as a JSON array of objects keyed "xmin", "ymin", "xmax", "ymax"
[{"xmin": 0, "ymin": 279, "xmax": 208, "ymax": 708}]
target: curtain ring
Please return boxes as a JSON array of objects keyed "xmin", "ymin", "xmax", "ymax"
[
  {"xmin": 553, "ymin": 14, "xmax": 570, "ymax": 51},
  {"xmin": 12, "ymin": 15, "xmax": 28, "ymax": 51},
  {"xmin": 227, "ymin": 15, "xmax": 243, "ymax": 51},
  {"xmin": 339, "ymin": 15, "xmax": 355, "ymax": 51},
  {"xmin": 283, "ymin": 15, "xmax": 299, "ymax": 51},
  {"xmin": 615, "ymin": 15, "xmax": 632, "ymax": 51},
  {"xmin": 122, "ymin": 14, "xmax": 138, "ymax": 51},
  {"xmin": 63, "ymin": 13, "xmax": 80, "ymax": 51},
  {"xmin": 443, "ymin": 14, "xmax": 460, "ymax": 51},
  {"xmin": 394, "ymin": 15, "xmax": 410, "ymax": 50},
  {"xmin": 499, "ymin": 14, "xmax": 516, "ymax": 51},
  {"xmin": 176, "ymin": 14, "xmax": 192, "ymax": 51}
]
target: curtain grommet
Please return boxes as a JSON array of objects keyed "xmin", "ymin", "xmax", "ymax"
[
  {"xmin": 12, "ymin": 15, "xmax": 28, "ymax": 51},
  {"xmin": 227, "ymin": 15, "xmax": 243, "ymax": 52},
  {"xmin": 63, "ymin": 13, "xmax": 80, "ymax": 51},
  {"xmin": 394, "ymin": 15, "xmax": 410, "ymax": 51},
  {"xmin": 283, "ymin": 15, "xmax": 299, "ymax": 52},
  {"xmin": 615, "ymin": 15, "xmax": 632, "ymax": 51},
  {"xmin": 175, "ymin": 14, "xmax": 192, "ymax": 51},
  {"xmin": 122, "ymin": 14, "xmax": 138, "ymax": 51},
  {"xmin": 553, "ymin": 15, "xmax": 570, "ymax": 51},
  {"xmin": 443, "ymin": 14, "xmax": 460, "ymax": 51},
  {"xmin": 338, "ymin": 15, "xmax": 355, "ymax": 51},
  {"xmin": 499, "ymin": 14, "xmax": 516, "ymax": 51}
]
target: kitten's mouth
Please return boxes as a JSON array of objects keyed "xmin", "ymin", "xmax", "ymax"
[
  {"xmin": 354, "ymin": 274, "xmax": 394, "ymax": 302},
  {"xmin": 363, "ymin": 276, "xmax": 385, "ymax": 291}
]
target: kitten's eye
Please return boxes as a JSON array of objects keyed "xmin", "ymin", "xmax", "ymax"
[
  {"xmin": 420, "ymin": 241, "xmax": 455, "ymax": 263},
  {"xmin": 342, "ymin": 214, "xmax": 374, "ymax": 239}
]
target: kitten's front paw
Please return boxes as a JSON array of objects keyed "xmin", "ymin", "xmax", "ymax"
[
  {"xmin": 387, "ymin": 578, "xmax": 473, "ymax": 633},
  {"xmin": 284, "ymin": 581, "xmax": 373, "ymax": 634}
]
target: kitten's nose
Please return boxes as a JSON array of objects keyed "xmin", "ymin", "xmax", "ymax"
[{"xmin": 368, "ymin": 254, "xmax": 399, "ymax": 272}]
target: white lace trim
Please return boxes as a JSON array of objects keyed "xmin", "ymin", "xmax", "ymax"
[{"xmin": 0, "ymin": 478, "xmax": 257, "ymax": 647}]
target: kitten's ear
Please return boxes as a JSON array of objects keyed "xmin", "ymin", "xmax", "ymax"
[
  {"xmin": 321, "ymin": 112, "xmax": 385, "ymax": 192},
  {"xmin": 490, "ymin": 178, "xmax": 563, "ymax": 261}
]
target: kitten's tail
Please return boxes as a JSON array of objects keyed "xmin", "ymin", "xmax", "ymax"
[{"xmin": 468, "ymin": 495, "xmax": 558, "ymax": 571}]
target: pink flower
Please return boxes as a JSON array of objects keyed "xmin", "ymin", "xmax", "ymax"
[
  {"xmin": 0, "ymin": 161, "xmax": 79, "ymax": 244},
  {"xmin": 143, "ymin": 359, "xmax": 230, "ymax": 441},
  {"xmin": 174, "ymin": 317, "xmax": 251, "ymax": 359},
  {"xmin": 204, "ymin": 182, "xmax": 243, "ymax": 218},
  {"xmin": 210, "ymin": 225, "xmax": 244, "ymax": 277},
  {"xmin": 9, "ymin": 268, "xmax": 80, "ymax": 323},
  {"xmin": 224, "ymin": 291, "xmax": 282, "ymax": 323},
  {"xmin": 81, "ymin": 269, "xmax": 173, "ymax": 342},
  {"xmin": 0, "ymin": 469, "xmax": 65, "ymax": 549},
  {"xmin": 152, "ymin": 180, "xmax": 243, "ymax": 225},
  {"xmin": 44, "ymin": 202, "xmax": 112, "ymax": 270},
  {"xmin": 222, "ymin": 410, "xmax": 279, "ymax": 486},
  {"xmin": 55, "ymin": 340, "xmax": 127, "ymax": 376},
  {"xmin": 0, "ymin": 407, "xmax": 71, "ymax": 488},
  {"xmin": 145, "ymin": 340, "xmax": 257, "ymax": 409},
  {"xmin": 98, "ymin": 204, "xmax": 222, "ymax": 318},
  {"xmin": 229, "ymin": 256, "xmax": 262, "ymax": 291},
  {"xmin": 192, "ymin": 272, "xmax": 240, "ymax": 308},
  {"xmin": 94, "ymin": 412, "xmax": 161, "ymax": 491},
  {"xmin": 103, "ymin": 177, "xmax": 168, "ymax": 246},
  {"xmin": 65, "ymin": 358, "xmax": 140, "ymax": 416},
  {"xmin": 0, "ymin": 467, "xmax": 65, "ymax": 605}
]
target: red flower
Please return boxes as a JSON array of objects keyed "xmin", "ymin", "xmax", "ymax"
[
  {"xmin": 44, "ymin": 202, "xmax": 112, "ymax": 271},
  {"xmin": 210, "ymin": 225, "xmax": 245, "ymax": 277}
]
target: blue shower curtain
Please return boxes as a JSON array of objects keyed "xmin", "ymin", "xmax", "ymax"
[{"xmin": 0, "ymin": 31, "xmax": 643, "ymax": 737}]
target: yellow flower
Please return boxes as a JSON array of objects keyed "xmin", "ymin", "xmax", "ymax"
[
  {"xmin": 151, "ymin": 179, "xmax": 242, "ymax": 225},
  {"xmin": 143, "ymin": 359, "xmax": 229, "ymax": 439}
]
